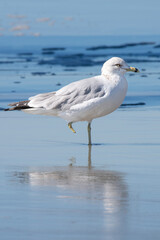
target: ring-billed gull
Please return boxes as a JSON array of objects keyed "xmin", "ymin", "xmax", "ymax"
[{"xmin": 5, "ymin": 57, "xmax": 139, "ymax": 145}]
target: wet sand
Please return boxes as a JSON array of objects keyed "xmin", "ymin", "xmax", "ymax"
[{"xmin": 0, "ymin": 109, "xmax": 160, "ymax": 240}]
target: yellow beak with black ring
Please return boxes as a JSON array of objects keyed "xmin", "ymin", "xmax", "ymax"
[{"xmin": 125, "ymin": 66, "xmax": 140, "ymax": 72}]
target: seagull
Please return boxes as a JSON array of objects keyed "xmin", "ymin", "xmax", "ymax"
[{"xmin": 5, "ymin": 57, "xmax": 139, "ymax": 145}]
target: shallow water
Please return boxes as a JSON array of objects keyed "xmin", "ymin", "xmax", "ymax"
[{"xmin": 0, "ymin": 36, "xmax": 160, "ymax": 239}]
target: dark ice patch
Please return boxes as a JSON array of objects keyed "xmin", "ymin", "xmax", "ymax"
[
  {"xmin": 56, "ymin": 83, "xmax": 62, "ymax": 86},
  {"xmin": 0, "ymin": 61, "xmax": 14, "ymax": 64},
  {"xmin": 64, "ymin": 68, "xmax": 76, "ymax": 71},
  {"xmin": 14, "ymin": 81, "xmax": 21, "ymax": 84},
  {"xmin": 18, "ymin": 53, "xmax": 33, "ymax": 56},
  {"xmin": 140, "ymin": 74, "xmax": 148, "ymax": 78},
  {"xmin": 125, "ymin": 59, "xmax": 160, "ymax": 63},
  {"xmin": 42, "ymin": 47, "xmax": 66, "ymax": 51},
  {"xmin": 39, "ymin": 53, "xmax": 98, "ymax": 67},
  {"xmin": 120, "ymin": 102, "xmax": 146, "ymax": 107},
  {"xmin": 42, "ymin": 51, "xmax": 55, "ymax": 55},
  {"xmin": 87, "ymin": 42, "xmax": 155, "ymax": 51},
  {"xmin": 154, "ymin": 45, "xmax": 160, "ymax": 48},
  {"xmin": 32, "ymin": 72, "xmax": 50, "ymax": 76}
]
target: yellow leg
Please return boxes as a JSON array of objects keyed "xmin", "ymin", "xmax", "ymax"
[
  {"xmin": 88, "ymin": 122, "xmax": 92, "ymax": 145},
  {"xmin": 68, "ymin": 122, "xmax": 76, "ymax": 133},
  {"xmin": 88, "ymin": 144, "xmax": 92, "ymax": 168}
]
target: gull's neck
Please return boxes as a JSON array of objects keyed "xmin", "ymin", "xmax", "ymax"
[
  {"xmin": 101, "ymin": 67, "xmax": 125, "ymax": 77},
  {"xmin": 102, "ymin": 71, "xmax": 125, "ymax": 79}
]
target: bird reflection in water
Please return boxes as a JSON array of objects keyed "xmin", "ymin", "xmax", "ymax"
[{"xmin": 13, "ymin": 145, "xmax": 128, "ymax": 215}]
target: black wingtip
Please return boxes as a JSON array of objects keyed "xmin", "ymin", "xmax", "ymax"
[{"xmin": 3, "ymin": 100, "xmax": 31, "ymax": 111}]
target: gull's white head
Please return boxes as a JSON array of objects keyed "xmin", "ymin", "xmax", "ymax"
[{"xmin": 101, "ymin": 57, "xmax": 139, "ymax": 76}]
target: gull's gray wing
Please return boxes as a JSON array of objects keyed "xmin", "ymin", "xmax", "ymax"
[{"xmin": 28, "ymin": 76, "xmax": 107, "ymax": 111}]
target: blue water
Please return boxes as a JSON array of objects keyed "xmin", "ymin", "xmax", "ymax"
[
  {"xmin": 0, "ymin": 35, "xmax": 160, "ymax": 239},
  {"xmin": 0, "ymin": 0, "xmax": 160, "ymax": 36}
]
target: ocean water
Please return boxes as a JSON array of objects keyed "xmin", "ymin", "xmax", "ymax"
[{"xmin": 0, "ymin": 35, "xmax": 160, "ymax": 239}]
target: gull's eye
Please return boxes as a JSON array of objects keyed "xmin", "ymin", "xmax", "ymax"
[{"xmin": 115, "ymin": 64, "xmax": 122, "ymax": 67}]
